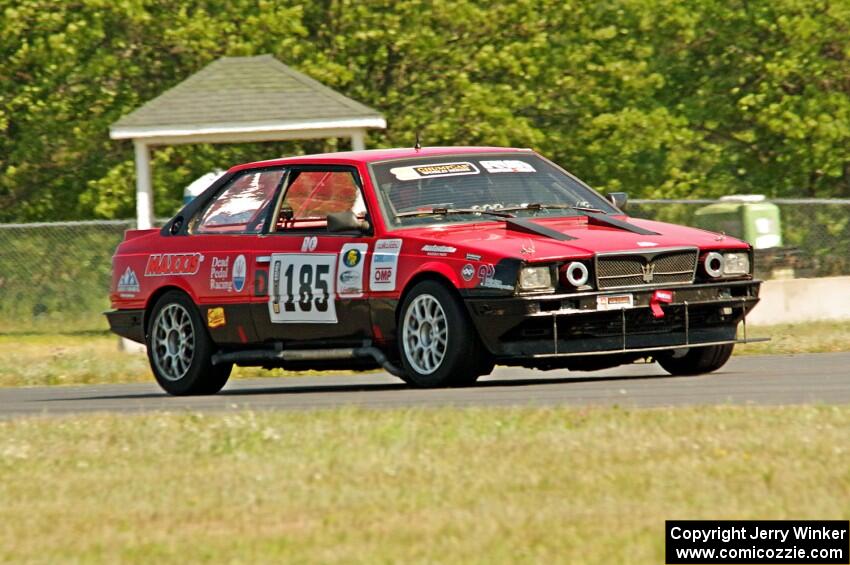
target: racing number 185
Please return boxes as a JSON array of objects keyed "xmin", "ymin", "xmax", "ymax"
[
  {"xmin": 284, "ymin": 263, "xmax": 329, "ymax": 312},
  {"xmin": 269, "ymin": 254, "xmax": 338, "ymax": 324}
]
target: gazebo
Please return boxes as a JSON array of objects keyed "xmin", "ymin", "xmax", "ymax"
[{"xmin": 110, "ymin": 55, "xmax": 386, "ymax": 228}]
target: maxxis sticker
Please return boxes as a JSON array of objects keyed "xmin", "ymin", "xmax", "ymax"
[
  {"xmin": 145, "ymin": 253, "xmax": 203, "ymax": 277},
  {"xmin": 268, "ymin": 254, "xmax": 337, "ymax": 323}
]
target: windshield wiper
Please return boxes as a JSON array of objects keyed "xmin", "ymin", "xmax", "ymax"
[
  {"xmin": 396, "ymin": 207, "xmax": 516, "ymax": 219},
  {"xmin": 500, "ymin": 203, "xmax": 608, "ymax": 214}
]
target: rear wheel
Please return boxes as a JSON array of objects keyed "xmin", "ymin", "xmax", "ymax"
[
  {"xmin": 656, "ymin": 344, "xmax": 734, "ymax": 376},
  {"xmin": 398, "ymin": 280, "xmax": 492, "ymax": 387},
  {"xmin": 146, "ymin": 291, "xmax": 232, "ymax": 395}
]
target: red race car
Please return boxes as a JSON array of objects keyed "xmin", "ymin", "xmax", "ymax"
[{"xmin": 107, "ymin": 147, "xmax": 762, "ymax": 395}]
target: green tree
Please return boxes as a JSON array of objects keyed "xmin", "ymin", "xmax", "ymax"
[{"xmin": 2, "ymin": 0, "xmax": 850, "ymax": 222}]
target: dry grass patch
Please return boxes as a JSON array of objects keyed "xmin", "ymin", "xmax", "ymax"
[
  {"xmin": 0, "ymin": 333, "xmax": 329, "ymax": 387},
  {"xmin": 738, "ymin": 320, "xmax": 850, "ymax": 356},
  {"xmin": 0, "ymin": 406, "xmax": 848, "ymax": 563}
]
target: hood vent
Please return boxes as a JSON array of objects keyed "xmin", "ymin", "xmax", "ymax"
[{"xmin": 505, "ymin": 218, "xmax": 577, "ymax": 241}]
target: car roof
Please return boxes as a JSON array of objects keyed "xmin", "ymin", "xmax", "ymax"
[{"xmin": 228, "ymin": 146, "xmax": 535, "ymax": 173}]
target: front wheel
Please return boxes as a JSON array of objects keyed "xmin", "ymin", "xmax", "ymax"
[
  {"xmin": 398, "ymin": 280, "xmax": 491, "ymax": 387},
  {"xmin": 146, "ymin": 291, "xmax": 232, "ymax": 395},
  {"xmin": 656, "ymin": 343, "xmax": 734, "ymax": 376}
]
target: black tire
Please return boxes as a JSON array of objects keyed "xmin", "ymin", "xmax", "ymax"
[
  {"xmin": 146, "ymin": 291, "xmax": 232, "ymax": 395},
  {"xmin": 656, "ymin": 344, "xmax": 734, "ymax": 376},
  {"xmin": 397, "ymin": 280, "xmax": 492, "ymax": 387}
]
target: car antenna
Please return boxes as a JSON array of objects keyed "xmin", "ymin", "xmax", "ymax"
[{"xmin": 414, "ymin": 131, "xmax": 421, "ymax": 151}]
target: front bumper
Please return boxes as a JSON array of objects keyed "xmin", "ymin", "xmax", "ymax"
[{"xmin": 464, "ymin": 280, "xmax": 762, "ymax": 360}]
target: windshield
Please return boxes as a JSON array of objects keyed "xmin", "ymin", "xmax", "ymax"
[{"xmin": 370, "ymin": 153, "xmax": 618, "ymax": 226}]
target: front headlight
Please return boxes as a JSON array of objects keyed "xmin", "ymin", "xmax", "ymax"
[
  {"xmin": 518, "ymin": 265, "xmax": 554, "ymax": 292},
  {"xmin": 723, "ymin": 252, "xmax": 750, "ymax": 275}
]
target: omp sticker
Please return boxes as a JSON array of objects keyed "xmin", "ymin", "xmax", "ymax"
[
  {"xmin": 370, "ymin": 239, "xmax": 403, "ymax": 291},
  {"xmin": 390, "ymin": 162, "xmax": 479, "ymax": 181},
  {"xmin": 116, "ymin": 267, "xmax": 140, "ymax": 295},
  {"xmin": 421, "ymin": 245, "xmax": 456, "ymax": 256},
  {"xmin": 465, "ymin": 253, "xmax": 482, "ymax": 261},
  {"xmin": 480, "ymin": 160, "xmax": 536, "ymax": 173},
  {"xmin": 232, "ymin": 254, "xmax": 247, "ymax": 292},
  {"xmin": 207, "ymin": 307, "xmax": 226, "ymax": 328},
  {"xmin": 268, "ymin": 254, "xmax": 337, "ymax": 323},
  {"xmin": 337, "ymin": 243, "xmax": 368, "ymax": 298},
  {"xmin": 145, "ymin": 253, "xmax": 203, "ymax": 276}
]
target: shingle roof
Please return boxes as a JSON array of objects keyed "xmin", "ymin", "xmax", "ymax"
[{"xmin": 110, "ymin": 55, "xmax": 384, "ymax": 137}]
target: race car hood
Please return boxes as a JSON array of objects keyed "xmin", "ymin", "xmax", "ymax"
[{"xmin": 403, "ymin": 215, "xmax": 749, "ymax": 261}]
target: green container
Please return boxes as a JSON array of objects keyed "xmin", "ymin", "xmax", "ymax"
[{"xmin": 693, "ymin": 195, "xmax": 783, "ymax": 249}]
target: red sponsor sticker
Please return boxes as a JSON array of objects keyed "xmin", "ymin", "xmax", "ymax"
[{"xmin": 145, "ymin": 253, "xmax": 203, "ymax": 277}]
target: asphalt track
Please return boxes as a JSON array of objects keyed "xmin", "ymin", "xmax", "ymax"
[{"xmin": 1, "ymin": 352, "xmax": 849, "ymax": 418}]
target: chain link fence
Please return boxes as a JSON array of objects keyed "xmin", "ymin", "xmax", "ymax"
[
  {"xmin": 1, "ymin": 200, "xmax": 848, "ymax": 331},
  {"xmin": 0, "ymin": 220, "xmax": 134, "ymax": 332}
]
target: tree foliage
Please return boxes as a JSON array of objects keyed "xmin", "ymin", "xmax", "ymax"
[{"xmin": 1, "ymin": 0, "xmax": 849, "ymax": 221}]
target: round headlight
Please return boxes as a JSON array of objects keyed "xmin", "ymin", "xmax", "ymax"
[
  {"xmin": 564, "ymin": 261, "xmax": 589, "ymax": 287},
  {"xmin": 704, "ymin": 252, "xmax": 724, "ymax": 278}
]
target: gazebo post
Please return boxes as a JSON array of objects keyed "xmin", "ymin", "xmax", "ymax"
[
  {"xmin": 133, "ymin": 140, "xmax": 154, "ymax": 229},
  {"xmin": 350, "ymin": 130, "xmax": 366, "ymax": 151}
]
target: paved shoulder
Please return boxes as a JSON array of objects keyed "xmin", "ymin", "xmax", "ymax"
[{"xmin": 1, "ymin": 353, "xmax": 849, "ymax": 418}]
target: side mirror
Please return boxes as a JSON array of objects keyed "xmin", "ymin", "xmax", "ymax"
[
  {"xmin": 327, "ymin": 211, "xmax": 370, "ymax": 233},
  {"xmin": 607, "ymin": 192, "xmax": 628, "ymax": 210}
]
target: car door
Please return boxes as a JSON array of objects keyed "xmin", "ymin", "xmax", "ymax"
[
  {"xmin": 248, "ymin": 165, "xmax": 374, "ymax": 345},
  {"xmin": 187, "ymin": 167, "xmax": 287, "ymax": 345}
]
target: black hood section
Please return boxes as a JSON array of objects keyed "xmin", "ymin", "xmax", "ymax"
[
  {"xmin": 505, "ymin": 214, "xmax": 659, "ymax": 242},
  {"xmin": 585, "ymin": 212, "xmax": 660, "ymax": 236},
  {"xmin": 505, "ymin": 218, "xmax": 578, "ymax": 241}
]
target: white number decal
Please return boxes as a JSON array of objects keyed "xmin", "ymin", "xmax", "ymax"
[{"xmin": 269, "ymin": 254, "xmax": 337, "ymax": 323}]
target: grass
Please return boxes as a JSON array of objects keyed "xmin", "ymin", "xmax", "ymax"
[
  {"xmin": 737, "ymin": 320, "xmax": 850, "ymax": 356},
  {"xmin": 0, "ymin": 332, "xmax": 318, "ymax": 387},
  {"xmin": 0, "ymin": 320, "xmax": 848, "ymax": 388},
  {"xmin": 0, "ymin": 406, "xmax": 848, "ymax": 563}
]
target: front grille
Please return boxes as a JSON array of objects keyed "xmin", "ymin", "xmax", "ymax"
[{"xmin": 595, "ymin": 248, "xmax": 697, "ymax": 289}]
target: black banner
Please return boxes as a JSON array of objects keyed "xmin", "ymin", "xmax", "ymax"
[{"xmin": 666, "ymin": 520, "xmax": 849, "ymax": 564}]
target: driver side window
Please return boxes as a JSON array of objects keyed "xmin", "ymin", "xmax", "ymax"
[
  {"xmin": 195, "ymin": 169, "xmax": 284, "ymax": 234},
  {"xmin": 276, "ymin": 169, "xmax": 365, "ymax": 231}
]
